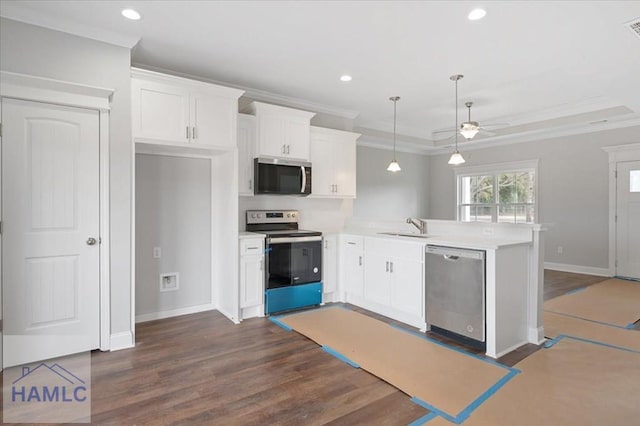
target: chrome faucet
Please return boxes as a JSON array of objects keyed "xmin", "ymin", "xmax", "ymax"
[{"xmin": 406, "ymin": 218, "xmax": 427, "ymax": 234}]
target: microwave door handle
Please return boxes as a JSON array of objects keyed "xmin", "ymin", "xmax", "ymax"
[{"xmin": 300, "ymin": 166, "xmax": 306, "ymax": 193}]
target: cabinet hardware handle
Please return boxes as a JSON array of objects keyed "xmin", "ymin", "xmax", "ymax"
[
  {"xmin": 390, "ymin": 262, "xmax": 394, "ymax": 273},
  {"xmin": 247, "ymin": 246, "xmax": 259, "ymax": 250},
  {"xmin": 287, "ymin": 145, "xmax": 290, "ymax": 154},
  {"xmin": 186, "ymin": 126, "xmax": 190, "ymax": 139},
  {"xmin": 347, "ymin": 241, "xmax": 356, "ymax": 245},
  {"xmin": 385, "ymin": 261, "xmax": 389, "ymax": 272},
  {"xmin": 259, "ymin": 259, "xmax": 263, "ymax": 271},
  {"xmin": 358, "ymin": 256, "xmax": 362, "ymax": 266},
  {"xmin": 335, "ymin": 184, "xmax": 338, "ymax": 193},
  {"xmin": 249, "ymin": 179, "xmax": 252, "ymax": 190},
  {"xmin": 324, "ymin": 240, "xmax": 328, "ymax": 249},
  {"xmin": 192, "ymin": 126, "xmax": 197, "ymax": 139},
  {"xmin": 282, "ymin": 144, "xmax": 286, "ymax": 154}
]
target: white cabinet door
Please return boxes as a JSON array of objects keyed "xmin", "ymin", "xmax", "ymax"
[
  {"xmin": 132, "ymin": 79, "xmax": 190, "ymax": 144},
  {"xmin": 191, "ymin": 93, "xmax": 236, "ymax": 147},
  {"xmin": 342, "ymin": 237, "xmax": 364, "ymax": 297},
  {"xmin": 240, "ymin": 255, "xmax": 263, "ymax": 308},
  {"xmin": 238, "ymin": 114, "xmax": 256, "ymax": 196},
  {"xmin": 309, "ymin": 127, "xmax": 358, "ymax": 198},
  {"xmin": 323, "ymin": 235, "xmax": 338, "ymax": 294},
  {"xmin": 310, "ymin": 133, "xmax": 335, "ymax": 196},
  {"xmin": 390, "ymin": 258, "xmax": 424, "ymax": 318},
  {"xmin": 285, "ymin": 117, "xmax": 311, "ymax": 160},
  {"xmin": 364, "ymin": 252, "xmax": 391, "ymax": 306},
  {"xmin": 334, "ymin": 138, "xmax": 357, "ymax": 197},
  {"xmin": 256, "ymin": 113, "xmax": 286, "ymax": 157}
]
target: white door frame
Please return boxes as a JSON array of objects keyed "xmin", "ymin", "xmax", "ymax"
[
  {"xmin": 602, "ymin": 142, "xmax": 640, "ymax": 277},
  {"xmin": 0, "ymin": 71, "xmax": 114, "ymax": 354}
]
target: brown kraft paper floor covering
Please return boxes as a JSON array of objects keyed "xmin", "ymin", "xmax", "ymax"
[
  {"xmin": 543, "ymin": 278, "xmax": 640, "ymax": 327},
  {"xmin": 279, "ymin": 306, "xmax": 512, "ymax": 420},
  {"xmin": 459, "ymin": 337, "xmax": 640, "ymax": 426}
]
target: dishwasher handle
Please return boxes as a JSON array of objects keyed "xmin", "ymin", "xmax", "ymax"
[{"xmin": 426, "ymin": 245, "xmax": 485, "ymax": 260}]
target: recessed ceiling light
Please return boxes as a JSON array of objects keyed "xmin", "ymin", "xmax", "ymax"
[
  {"xmin": 121, "ymin": 8, "xmax": 141, "ymax": 20},
  {"xmin": 468, "ymin": 8, "xmax": 486, "ymax": 21},
  {"xmin": 340, "ymin": 75, "xmax": 352, "ymax": 82}
]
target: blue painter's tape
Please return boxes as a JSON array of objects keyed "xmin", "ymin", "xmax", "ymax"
[
  {"xmin": 565, "ymin": 287, "xmax": 586, "ymax": 295},
  {"xmin": 455, "ymin": 369, "xmax": 520, "ymax": 423},
  {"xmin": 614, "ymin": 275, "xmax": 640, "ymax": 283},
  {"xmin": 387, "ymin": 323, "xmax": 515, "ymax": 372},
  {"xmin": 625, "ymin": 322, "xmax": 637, "ymax": 330},
  {"xmin": 543, "ymin": 336, "xmax": 563, "ymax": 348},
  {"xmin": 407, "ymin": 411, "xmax": 439, "ymax": 426},
  {"xmin": 411, "ymin": 397, "xmax": 459, "ymax": 424},
  {"xmin": 558, "ymin": 334, "xmax": 640, "ymax": 354},
  {"xmin": 410, "ymin": 368, "xmax": 520, "ymax": 424},
  {"xmin": 268, "ymin": 316, "xmax": 292, "ymax": 331},
  {"xmin": 543, "ymin": 310, "xmax": 630, "ymax": 330},
  {"xmin": 322, "ymin": 345, "xmax": 360, "ymax": 368}
]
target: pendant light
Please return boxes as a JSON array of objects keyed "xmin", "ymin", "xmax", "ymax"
[
  {"xmin": 387, "ymin": 96, "xmax": 401, "ymax": 172},
  {"xmin": 448, "ymin": 75, "xmax": 466, "ymax": 166}
]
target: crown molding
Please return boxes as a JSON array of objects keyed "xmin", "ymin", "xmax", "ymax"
[
  {"xmin": 0, "ymin": 7, "xmax": 140, "ymax": 49},
  {"xmin": 131, "ymin": 63, "xmax": 360, "ymax": 120}
]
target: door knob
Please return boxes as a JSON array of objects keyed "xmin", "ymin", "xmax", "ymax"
[{"xmin": 86, "ymin": 237, "xmax": 97, "ymax": 246}]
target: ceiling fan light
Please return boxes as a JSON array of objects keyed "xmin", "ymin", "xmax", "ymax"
[
  {"xmin": 448, "ymin": 151, "xmax": 466, "ymax": 166},
  {"xmin": 460, "ymin": 124, "xmax": 480, "ymax": 139},
  {"xmin": 387, "ymin": 160, "xmax": 401, "ymax": 172}
]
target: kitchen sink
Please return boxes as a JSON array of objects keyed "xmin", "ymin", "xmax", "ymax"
[{"xmin": 377, "ymin": 232, "xmax": 431, "ymax": 238}]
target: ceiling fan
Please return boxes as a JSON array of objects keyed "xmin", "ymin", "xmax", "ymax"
[{"xmin": 433, "ymin": 101, "xmax": 508, "ymax": 141}]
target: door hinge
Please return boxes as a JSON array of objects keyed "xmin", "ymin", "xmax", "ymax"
[
  {"xmin": 614, "ymin": 170, "xmax": 618, "ymax": 178},
  {"xmin": 0, "ymin": 122, "xmax": 3, "ymax": 137},
  {"xmin": 615, "ymin": 215, "xmax": 618, "ymax": 223},
  {"xmin": 0, "ymin": 220, "xmax": 2, "ymax": 235}
]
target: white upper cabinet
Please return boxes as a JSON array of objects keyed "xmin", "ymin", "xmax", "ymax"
[
  {"xmin": 132, "ymin": 68, "xmax": 243, "ymax": 149},
  {"xmin": 237, "ymin": 114, "xmax": 256, "ymax": 196},
  {"xmin": 309, "ymin": 126, "xmax": 359, "ymax": 198},
  {"xmin": 243, "ymin": 101, "xmax": 316, "ymax": 160}
]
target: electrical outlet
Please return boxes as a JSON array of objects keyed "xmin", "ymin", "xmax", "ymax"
[
  {"xmin": 557, "ymin": 246, "xmax": 563, "ymax": 254},
  {"xmin": 153, "ymin": 247, "xmax": 161, "ymax": 258}
]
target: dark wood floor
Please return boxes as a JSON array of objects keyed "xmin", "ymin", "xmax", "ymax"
[{"xmin": 1, "ymin": 270, "xmax": 610, "ymax": 425}]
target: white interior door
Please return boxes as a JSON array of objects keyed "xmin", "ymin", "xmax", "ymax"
[
  {"xmin": 616, "ymin": 160, "xmax": 640, "ymax": 279},
  {"xmin": 2, "ymin": 98, "xmax": 100, "ymax": 367}
]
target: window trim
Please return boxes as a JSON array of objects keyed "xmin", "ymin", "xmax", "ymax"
[{"xmin": 455, "ymin": 159, "xmax": 539, "ymax": 224}]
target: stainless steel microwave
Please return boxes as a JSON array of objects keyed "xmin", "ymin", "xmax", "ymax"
[{"xmin": 254, "ymin": 157, "xmax": 312, "ymax": 195}]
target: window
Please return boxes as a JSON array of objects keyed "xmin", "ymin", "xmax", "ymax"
[{"xmin": 456, "ymin": 160, "xmax": 537, "ymax": 224}]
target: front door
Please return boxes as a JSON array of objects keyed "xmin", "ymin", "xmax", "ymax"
[
  {"xmin": 616, "ymin": 160, "xmax": 640, "ymax": 279},
  {"xmin": 2, "ymin": 98, "xmax": 101, "ymax": 367}
]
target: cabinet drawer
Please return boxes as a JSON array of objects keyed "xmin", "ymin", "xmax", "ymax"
[
  {"xmin": 341, "ymin": 234, "xmax": 364, "ymax": 250},
  {"xmin": 365, "ymin": 237, "xmax": 424, "ymax": 262},
  {"xmin": 240, "ymin": 238, "xmax": 264, "ymax": 256}
]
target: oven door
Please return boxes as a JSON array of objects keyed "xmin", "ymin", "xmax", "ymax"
[{"xmin": 266, "ymin": 236, "xmax": 322, "ymax": 289}]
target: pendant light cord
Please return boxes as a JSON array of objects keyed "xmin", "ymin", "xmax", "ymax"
[
  {"xmin": 393, "ymin": 98, "xmax": 397, "ymax": 160},
  {"xmin": 455, "ymin": 79, "xmax": 459, "ymax": 151}
]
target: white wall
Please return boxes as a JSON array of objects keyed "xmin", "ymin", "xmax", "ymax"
[
  {"xmin": 0, "ymin": 19, "xmax": 133, "ymax": 336},
  {"xmin": 135, "ymin": 154, "xmax": 212, "ymax": 318},
  {"xmin": 429, "ymin": 126, "xmax": 640, "ymax": 271},
  {"xmin": 354, "ymin": 146, "xmax": 430, "ymax": 220}
]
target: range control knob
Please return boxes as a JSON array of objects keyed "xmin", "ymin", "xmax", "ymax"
[
  {"xmin": 251, "ymin": 213, "xmax": 256, "ymax": 218},
  {"xmin": 287, "ymin": 213, "xmax": 291, "ymax": 218},
  {"xmin": 292, "ymin": 213, "xmax": 297, "ymax": 218}
]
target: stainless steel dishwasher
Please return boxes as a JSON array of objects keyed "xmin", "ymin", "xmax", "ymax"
[{"xmin": 425, "ymin": 245, "xmax": 486, "ymax": 342}]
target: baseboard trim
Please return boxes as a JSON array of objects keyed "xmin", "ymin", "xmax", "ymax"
[
  {"xmin": 494, "ymin": 340, "xmax": 529, "ymax": 359},
  {"xmin": 135, "ymin": 303, "xmax": 216, "ymax": 324},
  {"xmin": 544, "ymin": 262, "xmax": 612, "ymax": 277},
  {"xmin": 110, "ymin": 331, "xmax": 134, "ymax": 351},
  {"xmin": 528, "ymin": 326, "xmax": 545, "ymax": 345}
]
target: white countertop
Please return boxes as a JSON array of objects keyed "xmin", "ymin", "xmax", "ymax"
[
  {"xmin": 343, "ymin": 230, "xmax": 531, "ymax": 250},
  {"xmin": 239, "ymin": 231, "xmax": 265, "ymax": 239}
]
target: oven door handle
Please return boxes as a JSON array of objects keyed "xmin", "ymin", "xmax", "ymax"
[
  {"xmin": 267, "ymin": 236, "xmax": 322, "ymax": 244},
  {"xmin": 300, "ymin": 166, "xmax": 306, "ymax": 193}
]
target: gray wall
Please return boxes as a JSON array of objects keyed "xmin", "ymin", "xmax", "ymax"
[
  {"xmin": 135, "ymin": 155, "xmax": 211, "ymax": 317},
  {"xmin": 0, "ymin": 18, "xmax": 133, "ymax": 335},
  {"xmin": 429, "ymin": 126, "xmax": 640, "ymax": 269},
  {"xmin": 354, "ymin": 146, "xmax": 429, "ymax": 220}
]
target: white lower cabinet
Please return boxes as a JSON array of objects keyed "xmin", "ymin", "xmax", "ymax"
[
  {"xmin": 341, "ymin": 235, "xmax": 364, "ymax": 299},
  {"xmin": 323, "ymin": 235, "xmax": 339, "ymax": 302},
  {"xmin": 346, "ymin": 236, "xmax": 425, "ymax": 329},
  {"xmin": 239, "ymin": 237, "xmax": 264, "ymax": 319}
]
